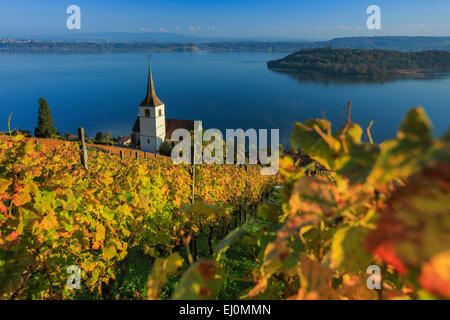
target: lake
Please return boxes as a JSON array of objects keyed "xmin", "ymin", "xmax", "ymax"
[{"xmin": 1, "ymin": 51, "xmax": 449, "ymax": 147}]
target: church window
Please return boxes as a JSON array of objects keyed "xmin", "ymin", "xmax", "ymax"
[
  {"xmin": 158, "ymin": 109, "xmax": 162, "ymax": 117},
  {"xmin": 145, "ymin": 109, "xmax": 150, "ymax": 117}
]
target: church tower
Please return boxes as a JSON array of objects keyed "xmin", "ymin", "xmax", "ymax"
[{"xmin": 138, "ymin": 58, "xmax": 166, "ymax": 153}]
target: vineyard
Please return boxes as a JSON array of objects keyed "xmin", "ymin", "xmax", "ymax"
[
  {"xmin": 1, "ymin": 105, "xmax": 449, "ymax": 300},
  {"xmin": 0, "ymin": 134, "xmax": 278, "ymax": 299}
]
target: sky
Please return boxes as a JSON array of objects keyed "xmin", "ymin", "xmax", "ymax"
[{"xmin": 1, "ymin": 0, "xmax": 450, "ymax": 40}]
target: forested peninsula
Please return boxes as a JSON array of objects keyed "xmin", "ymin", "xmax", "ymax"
[{"xmin": 267, "ymin": 47, "xmax": 450, "ymax": 78}]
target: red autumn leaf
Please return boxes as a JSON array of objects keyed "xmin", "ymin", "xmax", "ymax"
[
  {"xmin": 0, "ymin": 201, "xmax": 7, "ymax": 214},
  {"xmin": 12, "ymin": 191, "xmax": 31, "ymax": 207},
  {"xmin": 40, "ymin": 213, "xmax": 58, "ymax": 231},
  {"xmin": 366, "ymin": 162, "xmax": 450, "ymax": 275},
  {"xmin": 419, "ymin": 251, "xmax": 450, "ymax": 299},
  {"xmin": 7, "ymin": 231, "xmax": 19, "ymax": 242},
  {"xmin": 370, "ymin": 241, "xmax": 407, "ymax": 275}
]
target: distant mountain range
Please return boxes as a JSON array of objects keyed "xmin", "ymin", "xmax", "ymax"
[
  {"xmin": 199, "ymin": 36, "xmax": 450, "ymax": 52},
  {"xmin": 1, "ymin": 35, "xmax": 450, "ymax": 53},
  {"xmin": 325, "ymin": 36, "xmax": 450, "ymax": 52}
]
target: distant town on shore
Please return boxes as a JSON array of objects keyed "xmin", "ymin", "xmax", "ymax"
[{"xmin": 1, "ymin": 36, "xmax": 450, "ymax": 53}]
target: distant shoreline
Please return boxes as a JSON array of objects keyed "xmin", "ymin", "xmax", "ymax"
[{"xmin": 1, "ymin": 36, "xmax": 450, "ymax": 53}]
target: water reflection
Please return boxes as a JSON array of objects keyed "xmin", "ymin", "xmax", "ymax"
[{"xmin": 268, "ymin": 69, "xmax": 450, "ymax": 86}]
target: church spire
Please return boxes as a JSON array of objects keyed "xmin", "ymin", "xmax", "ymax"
[{"xmin": 140, "ymin": 56, "xmax": 163, "ymax": 107}]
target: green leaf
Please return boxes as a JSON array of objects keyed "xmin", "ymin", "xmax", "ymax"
[
  {"xmin": 346, "ymin": 123, "xmax": 363, "ymax": 144},
  {"xmin": 81, "ymin": 260, "xmax": 97, "ymax": 272},
  {"xmin": 398, "ymin": 107, "xmax": 433, "ymax": 142},
  {"xmin": 147, "ymin": 253, "xmax": 184, "ymax": 300},
  {"xmin": 368, "ymin": 138, "xmax": 431, "ymax": 187},
  {"xmin": 171, "ymin": 260, "xmax": 222, "ymax": 300},
  {"xmin": 101, "ymin": 208, "xmax": 115, "ymax": 221},
  {"xmin": 64, "ymin": 224, "xmax": 74, "ymax": 232},
  {"xmin": 338, "ymin": 143, "xmax": 380, "ymax": 183},
  {"xmin": 0, "ymin": 179, "xmax": 12, "ymax": 193},
  {"xmin": 181, "ymin": 200, "xmax": 226, "ymax": 217},
  {"xmin": 102, "ymin": 243, "xmax": 117, "ymax": 261},
  {"xmin": 335, "ymin": 122, "xmax": 364, "ymax": 145},
  {"xmin": 331, "ymin": 226, "xmax": 373, "ymax": 273},
  {"xmin": 213, "ymin": 227, "xmax": 243, "ymax": 260},
  {"xmin": 291, "ymin": 119, "xmax": 339, "ymax": 170},
  {"xmin": 257, "ymin": 202, "xmax": 284, "ymax": 222}
]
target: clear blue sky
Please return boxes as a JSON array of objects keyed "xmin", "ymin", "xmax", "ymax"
[{"xmin": 1, "ymin": 0, "xmax": 449, "ymax": 40}]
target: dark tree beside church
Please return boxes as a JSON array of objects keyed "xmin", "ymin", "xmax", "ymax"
[
  {"xmin": 158, "ymin": 141, "xmax": 173, "ymax": 156},
  {"xmin": 95, "ymin": 131, "xmax": 104, "ymax": 142},
  {"xmin": 34, "ymin": 98, "xmax": 58, "ymax": 138}
]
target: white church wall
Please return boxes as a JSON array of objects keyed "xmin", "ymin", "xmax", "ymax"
[
  {"xmin": 155, "ymin": 115, "xmax": 165, "ymax": 130},
  {"xmin": 155, "ymin": 124, "xmax": 166, "ymax": 138},
  {"xmin": 139, "ymin": 118, "xmax": 156, "ymax": 136},
  {"xmin": 139, "ymin": 118, "xmax": 166, "ymax": 137},
  {"xmin": 138, "ymin": 104, "xmax": 165, "ymax": 138},
  {"xmin": 138, "ymin": 105, "xmax": 165, "ymax": 118},
  {"xmin": 138, "ymin": 103, "xmax": 166, "ymax": 153},
  {"xmin": 140, "ymin": 135, "xmax": 165, "ymax": 153},
  {"xmin": 139, "ymin": 118, "xmax": 165, "ymax": 137}
]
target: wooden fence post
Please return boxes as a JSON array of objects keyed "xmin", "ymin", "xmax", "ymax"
[
  {"xmin": 208, "ymin": 226, "xmax": 214, "ymax": 256},
  {"xmin": 135, "ymin": 151, "xmax": 139, "ymax": 160},
  {"xmin": 245, "ymin": 163, "xmax": 249, "ymax": 222},
  {"xmin": 189, "ymin": 146, "xmax": 197, "ymax": 261},
  {"xmin": 120, "ymin": 150, "xmax": 124, "ymax": 160},
  {"xmin": 77, "ymin": 128, "xmax": 88, "ymax": 170},
  {"xmin": 245, "ymin": 163, "xmax": 249, "ymax": 193},
  {"xmin": 191, "ymin": 164, "xmax": 196, "ymax": 205}
]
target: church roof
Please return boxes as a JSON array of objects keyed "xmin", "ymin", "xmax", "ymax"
[
  {"xmin": 140, "ymin": 58, "xmax": 164, "ymax": 107},
  {"xmin": 132, "ymin": 117, "xmax": 140, "ymax": 132},
  {"xmin": 131, "ymin": 116, "xmax": 195, "ymax": 139},
  {"xmin": 165, "ymin": 118, "xmax": 195, "ymax": 139}
]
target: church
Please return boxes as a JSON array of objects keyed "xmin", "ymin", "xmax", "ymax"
[{"xmin": 131, "ymin": 59, "xmax": 196, "ymax": 153}]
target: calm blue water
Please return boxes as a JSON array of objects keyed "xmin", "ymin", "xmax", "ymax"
[{"xmin": 1, "ymin": 52, "xmax": 449, "ymax": 146}]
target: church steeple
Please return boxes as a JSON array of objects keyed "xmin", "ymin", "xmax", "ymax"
[{"xmin": 140, "ymin": 57, "xmax": 163, "ymax": 107}]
